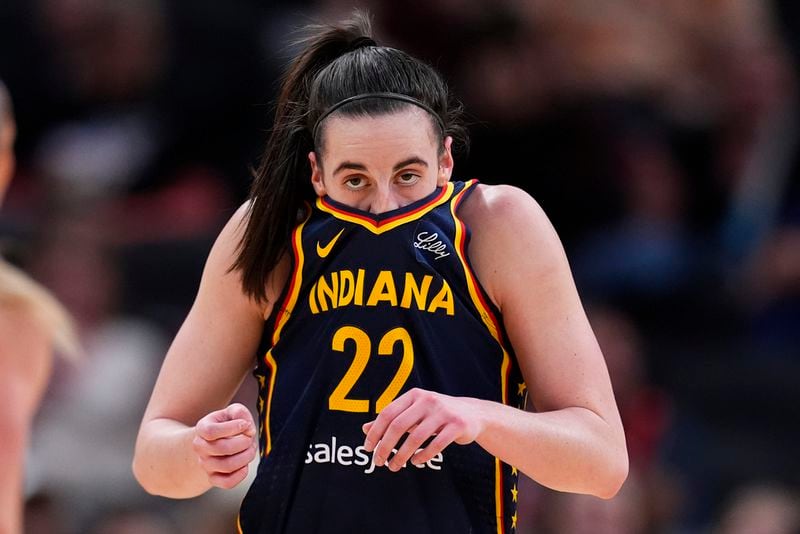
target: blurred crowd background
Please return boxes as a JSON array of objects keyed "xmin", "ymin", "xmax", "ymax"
[{"xmin": 1, "ymin": 0, "xmax": 799, "ymax": 532}]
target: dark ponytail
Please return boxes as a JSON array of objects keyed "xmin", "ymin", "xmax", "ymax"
[{"xmin": 233, "ymin": 10, "xmax": 468, "ymax": 304}]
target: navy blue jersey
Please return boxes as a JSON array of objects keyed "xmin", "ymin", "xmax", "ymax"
[{"xmin": 238, "ymin": 180, "xmax": 526, "ymax": 534}]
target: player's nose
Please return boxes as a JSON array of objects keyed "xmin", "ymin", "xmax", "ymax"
[{"xmin": 368, "ymin": 185, "xmax": 400, "ymax": 214}]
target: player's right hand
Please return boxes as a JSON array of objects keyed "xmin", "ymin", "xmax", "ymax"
[{"xmin": 192, "ymin": 403, "xmax": 258, "ymax": 489}]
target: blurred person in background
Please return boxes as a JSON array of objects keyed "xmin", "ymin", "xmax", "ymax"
[
  {"xmin": 1, "ymin": 0, "xmax": 275, "ymax": 530},
  {"xmin": 537, "ymin": 472, "xmax": 647, "ymax": 534},
  {"xmin": 713, "ymin": 483, "xmax": 800, "ymax": 534},
  {"xmin": 82, "ymin": 506, "xmax": 178, "ymax": 534},
  {"xmin": 0, "ymin": 80, "xmax": 80, "ymax": 534},
  {"xmin": 24, "ymin": 208, "xmax": 170, "ymax": 531},
  {"xmin": 518, "ymin": 306, "xmax": 681, "ymax": 533},
  {"xmin": 2, "ymin": 0, "xmax": 270, "ymax": 333},
  {"xmin": 586, "ymin": 306, "xmax": 681, "ymax": 531}
]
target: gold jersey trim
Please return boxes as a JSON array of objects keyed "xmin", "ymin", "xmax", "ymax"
[
  {"xmin": 450, "ymin": 179, "xmax": 513, "ymax": 534},
  {"xmin": 316, "ymin": 182, "xmax": 455, "ymax": 234}
]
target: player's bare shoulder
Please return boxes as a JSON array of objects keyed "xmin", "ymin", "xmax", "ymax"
[
  {"xmin": 459, "ymin": 183, "xmax": 551, "ymax": 234},
  {"xmin": 204, "ymin": 201, "xmax": 290, "ymax": 321},
  {"xmin": 458, "ymin": 183, "xmax": 565, "ymax": 310}
]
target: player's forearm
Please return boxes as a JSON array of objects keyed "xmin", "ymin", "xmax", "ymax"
[
  {"xmin": 0, "ymin": 409, "xmax": 31, "ymax": 534},
  {"xmin": 0, "ymin": 446, "xmax": 23, "ymax": 534},
  {"xmin": 470, "ymin": 400, "xmax": 628, "ymax": 499},
  {"xmin": 132, "ymin": 418, "xmax": 212, "ymax": 498}
]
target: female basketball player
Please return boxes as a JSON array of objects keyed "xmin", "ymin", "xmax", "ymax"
[
  {"xmin": 133, "ymin": 13, "xmax": 628, "ymax": 533},
  {"xmin": 0, "ymin": 81, "xmax": 79, "ymax": 534}
]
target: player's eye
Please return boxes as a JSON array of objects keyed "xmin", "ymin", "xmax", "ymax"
[
  {"xmin": 344, "ymin": 176, "xmax": 367, "ymax": 190},
  {"xmin": 396, "ymin": 173, "xmax": 420, "ymax": 185}
]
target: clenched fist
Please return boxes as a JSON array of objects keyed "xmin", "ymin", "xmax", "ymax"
[{"xmin": 192, "ymin": 403, "xmax": 258, "ymax": 489}]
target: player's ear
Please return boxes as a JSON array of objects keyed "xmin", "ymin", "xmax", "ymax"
[
  {"xmin": 437, "ymin": 136, "xmax": 454, "ymax": 186},
  {"xmin": 309, "ymin": 152, "xmax": 326, "ymax": 197}
]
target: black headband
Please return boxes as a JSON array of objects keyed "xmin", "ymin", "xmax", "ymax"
[{"xmin": 312, "ymin": 92, "xmax": 446, "ymax": 142}]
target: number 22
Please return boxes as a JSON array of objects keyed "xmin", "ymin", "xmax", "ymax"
[{"xmin": 329, "ymin": 326, "xmax": 414, "ymax": 414}]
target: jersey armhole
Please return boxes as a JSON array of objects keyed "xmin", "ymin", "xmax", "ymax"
[
  {"xmin": 255, "ymin": 205, "xmax": 311, "ymax": 367},
  {"xmin": 450, "ymin": 181, "xmax": 512, "ymax": 350}
]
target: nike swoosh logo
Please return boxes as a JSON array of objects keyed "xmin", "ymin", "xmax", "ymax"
[{"xmin": 316, "ymin": 229, "xmax": 344, "ymax": 258}]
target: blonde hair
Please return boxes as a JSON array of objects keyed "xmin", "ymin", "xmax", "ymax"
[
  {"xmin": 1, "ymin": 80, "xmax": 80, "ymax": 360},
  {"xmin": 0, "ymin": 259, "xmax": 81, "ymax": 361}
]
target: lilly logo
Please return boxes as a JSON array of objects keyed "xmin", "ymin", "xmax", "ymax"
[
  {"xmin": 414, "ymin": 231, "xmax": 450, "ymax": 260},
  {"xmin": 317, "ymin": 229, "xmax": 345, "ymax": 258}
]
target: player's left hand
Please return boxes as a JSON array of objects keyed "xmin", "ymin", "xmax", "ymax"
[{"xmin": 362, "ymin": 388, "xmax": 484, "ymax": 472}]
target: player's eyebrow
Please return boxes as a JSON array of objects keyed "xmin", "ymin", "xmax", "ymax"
[
  {"xmin": 392, "ymin": 157, "xmax": 428, "ymax": 172},
  {"xmin": 333, "ymin": 156, "xmax": 429, "ymax": 175},
  {"xmin": 333, "ymin": 161, "xmax": 367, "ymax": 175}
]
